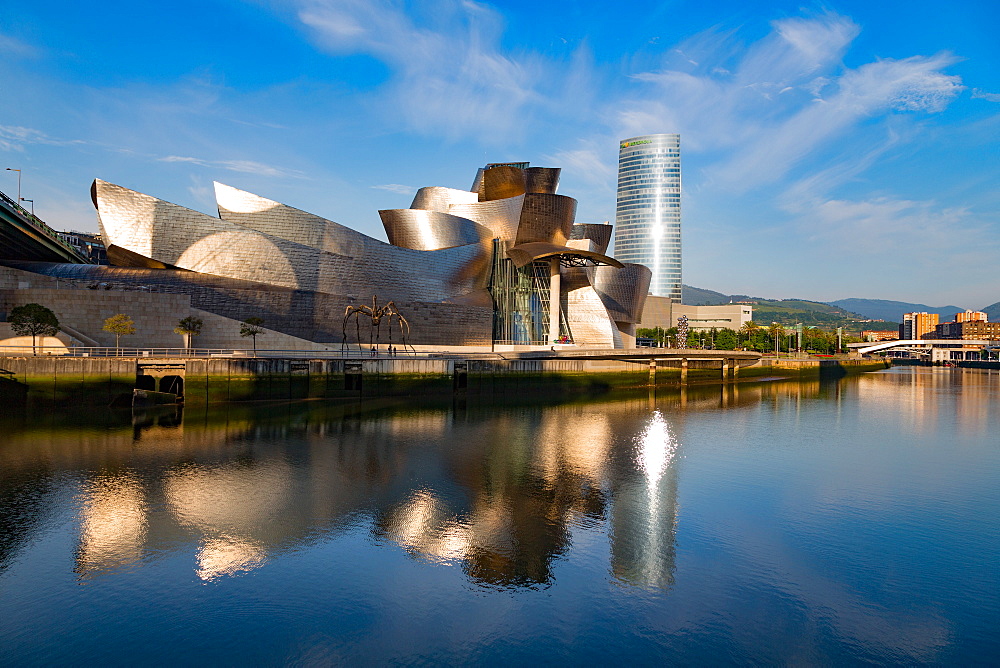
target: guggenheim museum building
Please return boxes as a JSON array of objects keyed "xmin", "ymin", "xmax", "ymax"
[{"xmin": 22, "ymin": 162, "xmax": 652, "ymax": 349}]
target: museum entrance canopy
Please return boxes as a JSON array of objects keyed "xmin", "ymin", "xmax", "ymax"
[{"xmin": 507, "ymin": 242, "xmax": 623, "ymax": 269}]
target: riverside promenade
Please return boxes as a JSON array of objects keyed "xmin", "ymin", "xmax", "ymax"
[{"xmin": 0, "ymin": 347, "xmax": 887, "ymax": 406}]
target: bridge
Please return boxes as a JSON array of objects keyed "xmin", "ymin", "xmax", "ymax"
[
  {"xmin": 0, "ymin": 189, "xmax": 91, "ymax": 264},
  {"xmin": 849, "ymin": 339, "xmax": 995, "ymax": 355}
]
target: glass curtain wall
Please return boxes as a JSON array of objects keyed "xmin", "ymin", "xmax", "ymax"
[
  {"xmin": 489, "ymin": 241, "xmax": 571, "ymax": 344},
  {"xmin": 615, "ymin": 134, "xmax": 681, "ymax": 300}
]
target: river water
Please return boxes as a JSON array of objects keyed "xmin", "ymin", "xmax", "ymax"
[{"xmin": 1, "ymin": 366, "xmax": 998, "ymax": 664}]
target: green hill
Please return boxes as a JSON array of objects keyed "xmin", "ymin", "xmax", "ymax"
[
  {"xmin": 682, "ymin": 286, "xmax": 897, "ymax": 333},
  {"xmin": 828, "ymin": 298, "xmax": 968, "ymax": 322},
  {"xmin": 681, "ymin": 285, "xmax": 730, "ymax": 305}
]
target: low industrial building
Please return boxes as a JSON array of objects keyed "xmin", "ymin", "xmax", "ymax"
[{"xmin": 860, "ymin": 330, "xmax": 898, "ymax": 342}]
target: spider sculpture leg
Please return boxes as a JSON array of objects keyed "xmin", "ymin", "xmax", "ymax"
[{"xmin": 342, "ymin": 306, "xmax": 358, "ymax": 355}]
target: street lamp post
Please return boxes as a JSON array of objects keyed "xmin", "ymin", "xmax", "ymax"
[
  {"xmin": 20, "ymin": 198, "xmax": 33, "ymax": 217},
  {"xmin": 5, "ymin": 168, "xmax": 21, "ymax": 201}
]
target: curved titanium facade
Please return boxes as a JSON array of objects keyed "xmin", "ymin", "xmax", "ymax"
[
  {"xmin": 448, "ymin": 195, "xmax": 523, "ymax": 241},
  {"xmin": 615, "ymin": 134, "xmax": 681, "ymax": 300},
  {"xmin": 592, "ymin": 263, "xmax": 652, "ymax": 324},
  {"xmin": 379, "ymin": 209, "xmax": 494, "ymax": 251},
  {"xmin": 87, "ymin": 158, "xmax": 650, "ymax": 349},
  {"xmin": 515, "ymin": 193, "xmax": 576, "ymax": 245},
  {"xmin": 482, "ymin": 165, "xmax": 527, "ymax": 201},
  {"xmin": 409, "ymin": 186, "xmax": 479, "ymax": 213},
  {"xmin": 96, "ymin": 180, "xmax": 491, "ymax": 304},
  {"xmin": 569, "ymin": 224, "xmax": 613, "ymax": 255},
  {"xmin": 524, "ymin": 167, "xmax": 560, "ymax": 194}
]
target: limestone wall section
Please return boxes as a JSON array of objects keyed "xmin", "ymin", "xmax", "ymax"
[
  {"xmin": 0, "ymin": 287, "xmax": 191, "ymax": 347},
  {"xmin": 192, "ymin": 308, "xmax": 336, "ymax": 351}
]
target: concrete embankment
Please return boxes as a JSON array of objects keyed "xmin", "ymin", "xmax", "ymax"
[
  {"xmin": 0, "ymin": 355, "xmax": 889, "ymax": 406},
  {"xmin": 746, "ymin": 358, "xmax": 889, "ymax": 379},
  {"xmin": 890, "ymin": 359, "xmax": 1000, "ymax": 369},
  {"xmin": 958, "ymin": 360, "xmax": 1000, "ymax": 370}
]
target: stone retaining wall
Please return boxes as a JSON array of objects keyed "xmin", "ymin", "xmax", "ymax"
[{"xmin": 0, "ymin": 355, "xmax": 890, "ymax": 407}]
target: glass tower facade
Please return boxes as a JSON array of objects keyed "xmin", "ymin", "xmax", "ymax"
[{"xmin": 614, "ymin": 134, "xmax": 681, "ymax": 300}]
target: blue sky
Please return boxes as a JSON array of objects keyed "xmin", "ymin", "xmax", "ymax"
[{"xmin": 2, "ymin": 0, "xmax": 998, "ymax": 307}]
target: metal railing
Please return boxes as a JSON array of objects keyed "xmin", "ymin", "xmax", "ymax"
[{"xmin": 0, "ymin": 345, "xmax": 440, "ymax": 359}]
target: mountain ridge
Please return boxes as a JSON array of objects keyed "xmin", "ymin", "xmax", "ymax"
[{"xmin": 681, "ymin": 285, "xmax": 996, "ymax": 330}]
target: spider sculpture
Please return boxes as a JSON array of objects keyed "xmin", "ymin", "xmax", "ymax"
[{"xmin": 341, "ymin": 296, "xmax": 414, "ymax": 355}]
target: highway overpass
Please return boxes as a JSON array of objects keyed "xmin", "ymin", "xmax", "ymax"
[{"xmin": 0, "ymin": 189, "xmax": 91, "ymax": 264}]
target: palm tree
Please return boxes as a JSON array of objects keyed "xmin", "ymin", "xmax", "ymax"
[
  {"xmin": 740, "ymin": 320, "xmax": 758, "ymax": 350},
  {"xmin": 768, "ymin": 323, "xmax": 786, "ymax": 356}
]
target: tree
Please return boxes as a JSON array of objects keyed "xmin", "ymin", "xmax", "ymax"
[
  {"xmin": 174, "ymin": 316, "xmax": 203, "ymax": 351},
  {"xmin": 715, "ymin": 328, "xmax": 738, "ymax": 350},
  {"xmin": 739, "ymin": 320, "xmax": 758, "ymax": 349},
  {"xmin": 9, "ymin": 303, "xmax": 59, "ymax": 355},
  {"xmin": 239, "ymin": 317, "xmax": 265, "ymax": 356},
  {"xmin": 103, "ymin": 313, "xmax": 136, "ymax": 354},
  {"xmin": 665, "ymin": 326, "xmax": 679, "ymax": 348}
]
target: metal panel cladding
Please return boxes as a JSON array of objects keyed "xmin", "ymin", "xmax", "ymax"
[
  {"xmin": 569, "ymin": 223, "xmax": 613, "ymax": 255},
  {"xmin": 614, "ymin": 134, "xmax": 681, "ymax": 300}
]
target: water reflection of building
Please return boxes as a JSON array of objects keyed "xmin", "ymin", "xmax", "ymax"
[
  {"xmin": 377, "ymin": 406, "xmax": 616, "ymax": 586},
  {"xmin": 76, "ymin": 474, "xmax": 148, "ymax": 576},
  {"xmin": 4, "ymin": 382, "xmax": 854, "ymax": 587},
  {"xmin": 856, "ymin": 366, "xmax": 998, "ymax": 437},
  {"xmin": 2, "ymin": 384, "xmax": 833, "ymax": 587}
]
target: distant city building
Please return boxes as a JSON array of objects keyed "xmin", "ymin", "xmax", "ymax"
[
  {"xmin": 935, "ymin": 320, "xmax": 1000, "ymax": 340},
  {"xmin": 615, "ymin": 134, "xmax": 681, "ymax": 301},
  {"xmin": 56, "ymin": 230, "xmax": 107, "ymax": 264},
  {"xmin": 955, "ymin": 310, "xmax": 987, "ymax": 323},
  {"xmin": 861, "ymin": 330, "xmax": 898, "ymax": 342},
  {"xmin": 901, "ymin": 312, "xmax": 939, "ymax": 339}
]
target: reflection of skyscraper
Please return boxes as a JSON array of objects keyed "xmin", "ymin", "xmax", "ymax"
[
  {"xmin": 610, "ymin": 410, "xmax": 679, "ymax": 589},
  {"xmin": 615, "ymin": 134, "xmax": 682, "ymax": 300}
]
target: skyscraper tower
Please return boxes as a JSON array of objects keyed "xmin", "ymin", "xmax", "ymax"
[{"xmin": 614, "ymin": 134, "xmax": 681, "ymax": 300}]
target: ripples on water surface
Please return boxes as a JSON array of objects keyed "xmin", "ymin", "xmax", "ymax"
[{"xmin": 1, "ymin": 367, "xmax": 998, "ymax": 664}]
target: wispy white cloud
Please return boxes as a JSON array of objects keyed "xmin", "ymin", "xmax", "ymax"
[
  {"xmin": 0, "ymin": 33, "xmax": 40, "ymax": 59},
  {"xmin": 618, "ymin": 14, "xmax": 963, "ymax": 193},
  {"xmin": 371, "ymin": 183, "xmax": 417, "ymax": 195},
  {"xmin": 971, "ymin": 88, "xmax": 1000, "ymax": 102},
  {"xmin": 158, "ymin": 155, "xmax": 305, "ymax": 178},
  {"xmin": 293, "ymin": 0, "xmax": 554, "ymax": 140},
  {"xmin": 545, "ymin": 143, "xmax": 615, "ymax": 189},
  {"xmin": 779, "ymin": 147, "xmax": 995, "ymax": 264},
  {"xmin": 0, "ymin": 125, "xmax": 86, "ymax": 151},
  {"xmin": 796, "ymin": 195, "xmax": 991, "ymax": 260}
]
